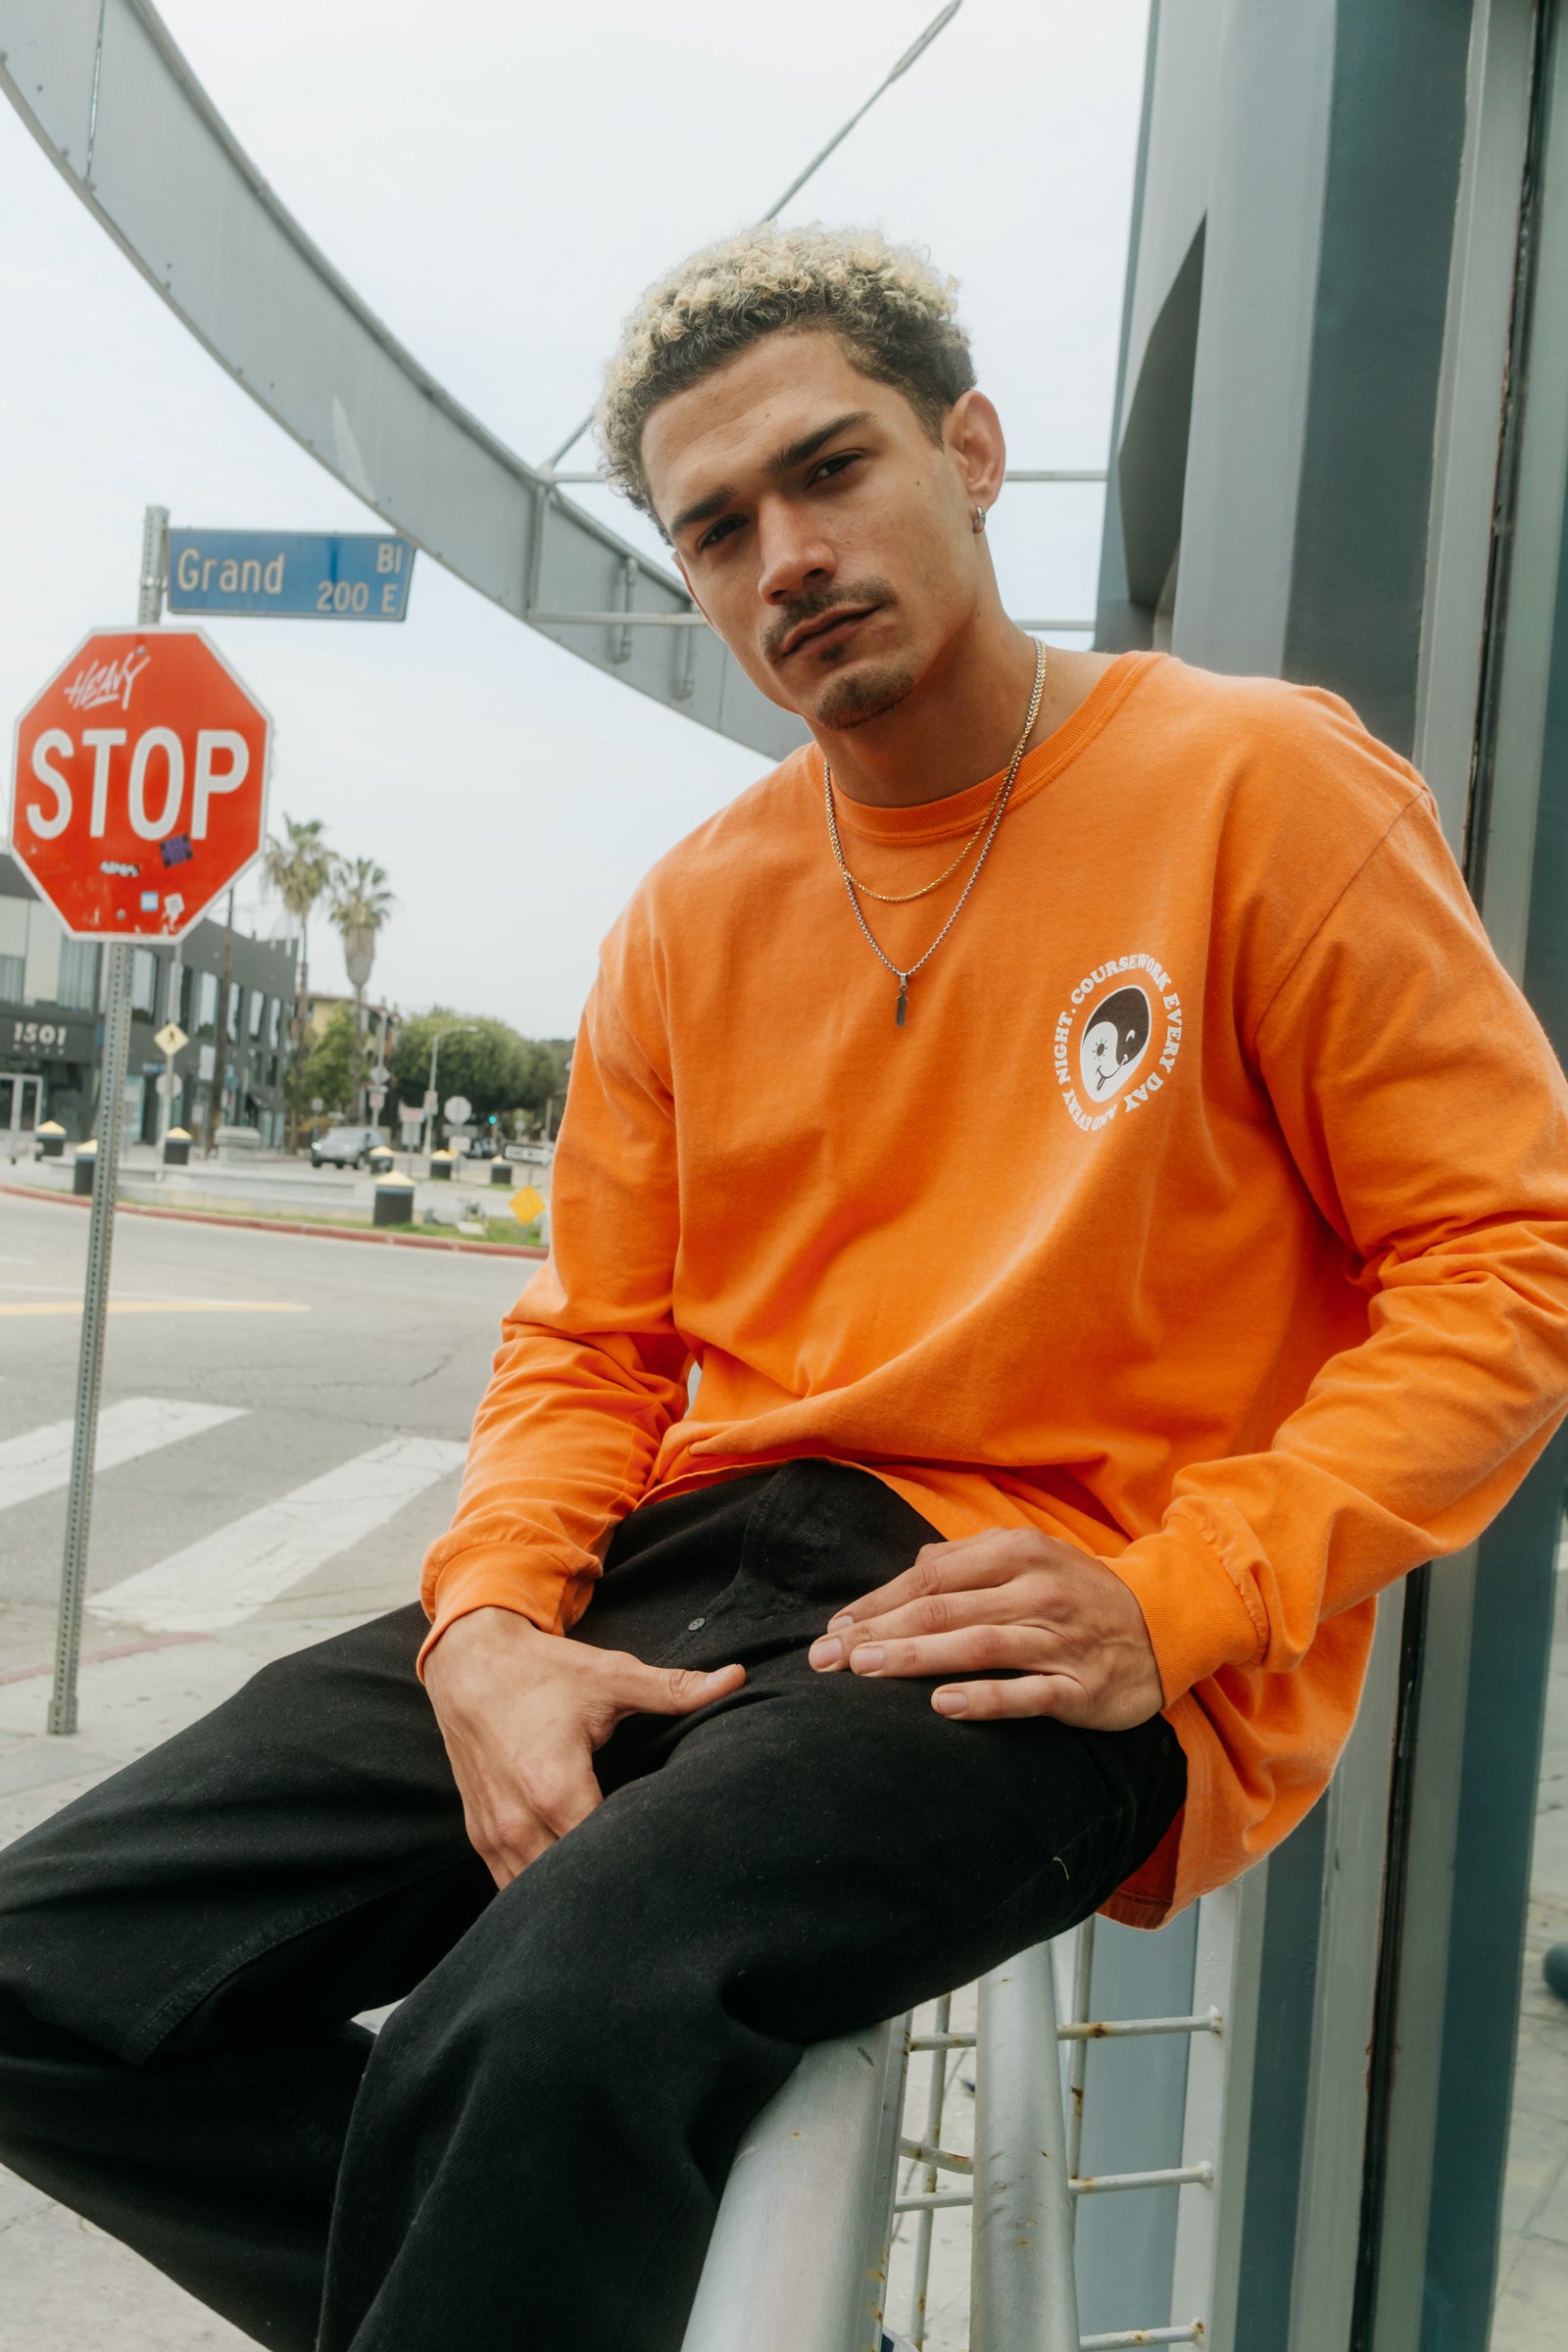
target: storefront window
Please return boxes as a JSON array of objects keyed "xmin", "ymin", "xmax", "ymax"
[
  {"xmin": 249, "ymin": 991, "xmax": 267, "ymax": 1041},
  {"xmin": 57, "ymin": 940, "xmax": 99, "ymax": 1011},
  {"xmin": 130, "ymin": 950, "xmax": 158, "ymax": 1016},
  {"xmin": 268, "ymin": 997, "xmax": 282, "ymax": 1050},
  {"xmin": 195, "ymin": 970, "xmax": 219, "ymax": 1038},
  {"xmin": 0, "ymin": 898, "xmax": 26, "ymax": 1000},
  {"xmin": 226, "ymin": 982, "xmax": 242, "ymax": 1043}
]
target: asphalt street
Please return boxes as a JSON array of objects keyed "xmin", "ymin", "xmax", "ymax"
[{"xmin": 0, "ymin": 1187, "xmax": 519, "ymax": 1674}]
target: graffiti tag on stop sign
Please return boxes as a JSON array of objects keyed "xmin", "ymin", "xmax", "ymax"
[{"xmin": 9, "ymin": 626, "xmax": 270, "ymax": 941}]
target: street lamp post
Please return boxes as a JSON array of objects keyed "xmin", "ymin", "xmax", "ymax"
[{"xmin": 424, "ymin": 1023, "xmax": 478, "ymax": 1165}]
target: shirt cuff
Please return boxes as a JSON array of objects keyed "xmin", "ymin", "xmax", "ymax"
[
  {"xmin": 1105, "ymin": 1509, "xmax": 1266, "ymax": 1703},
  {"xmin": 416, "ymin": 1543, "xmax": 590, "ymax": 1678}
]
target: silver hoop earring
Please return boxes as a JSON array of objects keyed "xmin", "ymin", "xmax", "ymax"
[{"xmin": 972, "ymin": 506, "xmax": 988, "ymax": 534}]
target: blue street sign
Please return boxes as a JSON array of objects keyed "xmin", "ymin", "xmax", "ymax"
[{"xmin": 166, "ymin": 530, "xmax": 415, "ymax": 621}]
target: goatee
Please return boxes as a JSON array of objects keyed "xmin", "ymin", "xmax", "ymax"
[{"xmin": 813, "ymin": 662, "xmax": 917, "ymax": 732}]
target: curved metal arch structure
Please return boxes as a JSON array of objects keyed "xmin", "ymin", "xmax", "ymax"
[{"xmin": 0, "ymin": 0, "xmax": 806, "ymax": 760}]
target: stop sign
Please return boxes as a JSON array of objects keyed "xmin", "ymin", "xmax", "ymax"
[{"xmin": 9, "ymin": 627, "xmax": 270, "ymax": 941}]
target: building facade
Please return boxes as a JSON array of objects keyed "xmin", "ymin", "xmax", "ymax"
[
  {"xmin": 0, "ymin": 851, "xmax": 297, "ymax": 1147},
  {"xmin": 1082, "ymin": 6, "xmax": 1568, "ymax": 2348}
]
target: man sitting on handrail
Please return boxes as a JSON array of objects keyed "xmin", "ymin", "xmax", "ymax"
[{"xmin": 3, "ymin": 225, "xmax": 1568, "ymax": 2352}]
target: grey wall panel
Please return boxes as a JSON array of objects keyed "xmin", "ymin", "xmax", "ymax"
[
  {"xmin": 0, "ymin": 0, "xmax": 805, "ymax": 765},
  {"xmin": 1285, "ymin": 0, "xmax": 1476, "ymax": 755},
  {"xmin": 1171, "ymin": 2, "xmax": 1339, "ymax": 678},
  {"xmin": 1116, "ymin": 223, "xmax": 1204, "ymax": 607},
  {"xmin": 1096, "ymin": 0, "xmax": 1164, "ymax": 651},
  {"xmin": 1118, "ymin": 0, "xmax": 1225, "ymax": 444}
]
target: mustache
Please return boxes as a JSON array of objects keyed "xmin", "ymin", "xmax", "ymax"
[{"xmin": 762, "ymin": 578, "xmax": 897, "ymax": 663}]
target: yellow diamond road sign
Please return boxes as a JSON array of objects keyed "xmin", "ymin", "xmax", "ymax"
[
  {"xmin": 155, "ymin": 1021, "xmax": 188, "ymax": 1056},
  {"xmin": 511, "ymin": 1184, "xmax": 546, "ymax": 1226}
]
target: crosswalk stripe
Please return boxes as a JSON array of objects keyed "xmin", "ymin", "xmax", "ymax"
[
  {"xmin": 88, "ymin": 1435, "xmax": 468, "ymax": 1634},
  {"xmin": 0, "ymin": 1397, "xmax": 247, "ymax": 1514}
]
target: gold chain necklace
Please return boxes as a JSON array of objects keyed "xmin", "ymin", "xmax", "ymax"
[
  {"xmin": 827, "ymin": 782, "xmax": 1005, "ymax": 904},
  {"xmin": 823, "ymin": 642, "xmax": 1047, "ymax": 1027}
]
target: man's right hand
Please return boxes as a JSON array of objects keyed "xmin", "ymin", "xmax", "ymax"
[{"xmin": 422, "ymin": 1606, "xmax": 744, "ymax": 1888}]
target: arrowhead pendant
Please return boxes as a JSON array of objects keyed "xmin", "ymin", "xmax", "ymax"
[{"xmin": 896, "ymin": 980, "xmax": 907, "ymax": 1028}]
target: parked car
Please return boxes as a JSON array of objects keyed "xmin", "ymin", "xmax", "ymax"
[{"xmin": 310, "ymin": 1126, "xmax": 383, "ymax": 1169}]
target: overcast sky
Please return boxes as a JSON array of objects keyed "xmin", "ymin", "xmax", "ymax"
[{"xmin": 0, "ymin": 0, "xmax": 1149, "ymax": 1037}]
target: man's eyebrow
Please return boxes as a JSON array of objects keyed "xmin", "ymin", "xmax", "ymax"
[
  {"xmin": 669, "ymin": 484, "xmax": 740, "ymax": 539},
  {"xmin": 769, "ymin": 411, "xmax": 874, "ymax": 477},
  {"xmin": 668, "ymin": 412, "xmax": 875, "ymax": 541}
]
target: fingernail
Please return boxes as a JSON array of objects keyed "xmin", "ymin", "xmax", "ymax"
[
  {"xmin": 808, "ymin": 1638, "xmax": 842, "ymax": 1669},
  {"xmin": 826, "ymin": 1613, "xmax": 855, "ymax": 1633},
  {"xmin": 851, "ymin": 1645, "xmax": 884, "ymax": 1675},
  {"xmin": 933, "ymin": 1689, "xmax": 968, "ymax": 1716}
]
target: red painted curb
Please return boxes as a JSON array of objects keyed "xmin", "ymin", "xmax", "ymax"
[{"xmin": 0, "ymin": 1179, "xmax": 548, "ymax": 1261}]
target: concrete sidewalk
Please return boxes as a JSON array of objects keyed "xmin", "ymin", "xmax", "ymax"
[{"xmin": 4, "ymin": 1137, "xmax": 547, "ymax": 1227}]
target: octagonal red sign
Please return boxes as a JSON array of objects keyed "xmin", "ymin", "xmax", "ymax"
[{"xmin": 8, "ymin": 627, "xmax": 271, "ymax": 942}]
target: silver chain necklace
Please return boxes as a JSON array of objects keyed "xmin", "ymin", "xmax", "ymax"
[{"xmin": 822, "ymin": 641, "xmax": 1047, "ymax": 1027}]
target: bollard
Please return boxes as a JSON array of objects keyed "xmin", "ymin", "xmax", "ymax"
[
  {"xmin": 72, "ymin": 1140, "xmax": 98, "ymax": 1198},
  {"xmin": 489, "ymin": 1157, "xmax": 513, "ymax": 1188},
  {"xmin": 368, "ymin": 1146, "xmax": 394, "ymax": 1178},
  {"xmin": 163, "ymin": 1125, "xmax": 192, "ymax": 1167},
  {"xmin": 429, "ymin": 1150, "xmax": 455, "ymax": 1181},
  {"xmin": 36, "ymin": 1120, "xmax": 67, "ymax": 1159},
  {"xmin": 372, "ymin": 1173, "xmax": 416, "ymax": 1227}
]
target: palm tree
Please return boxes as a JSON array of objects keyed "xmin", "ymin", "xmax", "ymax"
[
  {"xmin": 328, "ymin": 858, "xmax": 396, "ymax": 1118},
  {"xmin": 263, "ymin": 816, "xmax": 335, "ymax": 1148}
]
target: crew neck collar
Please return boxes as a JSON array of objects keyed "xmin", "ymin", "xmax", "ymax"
[{"xmin": 819, "ymin": 649, "xmax": 1158, "ymax": 843}]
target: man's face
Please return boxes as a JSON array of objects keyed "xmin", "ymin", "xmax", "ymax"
[{"xmin": 641, "ymin": 330, "xmax": 985, "ymax": 733}]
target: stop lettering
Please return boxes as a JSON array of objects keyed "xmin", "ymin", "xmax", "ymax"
[{"xmin": 8, "ymin": 627, "xmax": 271, "ymax": 941}]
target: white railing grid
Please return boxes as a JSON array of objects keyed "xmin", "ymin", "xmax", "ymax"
[{"xmin": 880, "ymin": 1908, "xmax": 1233, "ymax": 2352}]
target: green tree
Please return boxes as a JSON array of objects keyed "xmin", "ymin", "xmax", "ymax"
[
  {"xmin": 263, "ymin": 815, "xmax": 336, "ymax": 1147},
  {"xmin": 298, "ymin": 1003, "xmax": 365, "ymax": 1123},
  {"xmin": 389, "ymin": 1012, "xmax": 563, "ymax": 1130},
  {"xmin": 327, "ymin": 857, "xmax": 395, "ymax": 1116}
]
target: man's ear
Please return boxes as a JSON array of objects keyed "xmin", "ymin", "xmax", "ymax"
[{"xmin": 945, "ymin": 389, "xmax": 1006, "ymax": 513}]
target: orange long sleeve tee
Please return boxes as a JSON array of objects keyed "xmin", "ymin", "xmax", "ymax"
[{"xmin": 421, "ymin": 653, "xmax": 1568, "ymax": 1926}]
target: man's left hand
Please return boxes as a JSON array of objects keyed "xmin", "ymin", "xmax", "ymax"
[{"xmin": 807, "ymin": 1528, "xmax": 1164, "ymax": 1730}]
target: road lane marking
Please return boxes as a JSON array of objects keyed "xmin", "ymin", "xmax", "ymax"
[
  {"xmin": 0, "ymin": 1396, "xmax": 247, "ymax": 1513},
  {"xmin": 89, "ymin": 1435, "xmax": 469, "ymax": 1633},
  {"xmin": 0, "ymin": 1299, "xmax": 311, "ymax": 1316}
]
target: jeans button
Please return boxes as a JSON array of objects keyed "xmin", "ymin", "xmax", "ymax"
[{"xmin": 687, "ymin": 1616, "xmax": 707, "ymax": 1632}]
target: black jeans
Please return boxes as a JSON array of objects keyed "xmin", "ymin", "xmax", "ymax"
[{"xmin": 0, "ymin": 1461, "xmax": 1184, "ymax": 2352}]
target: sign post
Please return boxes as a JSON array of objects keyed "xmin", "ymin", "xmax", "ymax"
[{"xmin": 7, "ymin": 506, "xmax": 271, "ymax": 1735}]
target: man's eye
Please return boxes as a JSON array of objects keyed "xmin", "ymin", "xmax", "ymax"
[
  {"xmin": 697, "ymin": 515, "xmax": 743, "ymax": 553},
  {"xmin": 809, "ymin": 452, "xmax": 861, "ymax": 486}
]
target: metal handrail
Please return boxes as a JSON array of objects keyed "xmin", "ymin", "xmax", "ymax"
[{"xmin": 681, "ymin": 1909, "xmax": 1234, "ymax": 2352}]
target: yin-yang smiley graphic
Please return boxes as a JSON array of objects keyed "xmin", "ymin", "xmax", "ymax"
[{"xmin": 1079, "ymin": 984, "xmax": 1152, "ymax": 1101}]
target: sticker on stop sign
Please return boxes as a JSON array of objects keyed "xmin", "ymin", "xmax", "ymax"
[{"xmin": 9, "ymin": 627, "xmax": 271, "ymax": 941}]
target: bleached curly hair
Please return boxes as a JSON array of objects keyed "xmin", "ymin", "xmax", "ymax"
[{"xmin": 596, "ymin": 223, "xmax": 975, "ymax": 525}]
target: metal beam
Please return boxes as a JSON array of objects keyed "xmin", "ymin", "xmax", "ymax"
[{"xmin": 0, "ymin": 0, "xmax": 804, "ymax": 761}]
